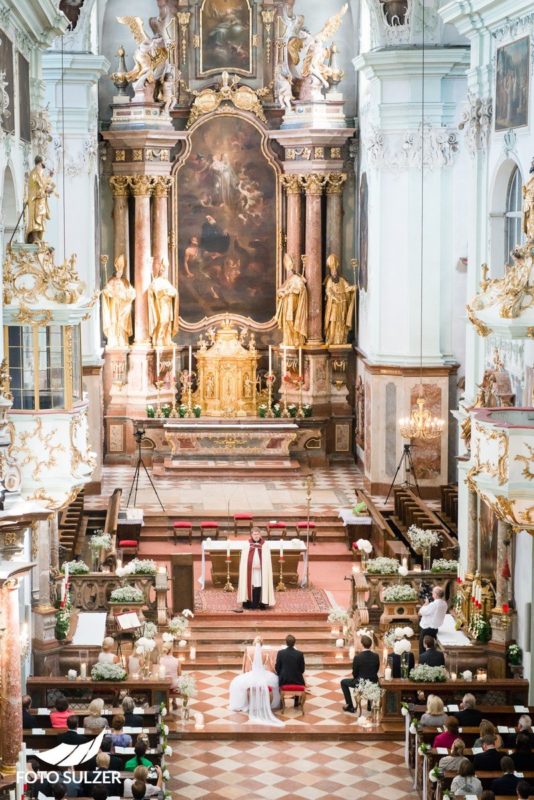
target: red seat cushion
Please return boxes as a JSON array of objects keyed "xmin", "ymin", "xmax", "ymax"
[
  {"xmin": 280, "ymin": 684, "xmax": 305, "ymax": 691},
  {"xmin": 297, "ymin": 522, "xmax": 315, "ymax": 528},
  {"xmin": 173, "ymin": 521, "xmax": 192, "ymax": 528},
  {"xmin": 268, "ymin": 522, "xmax": 286, "ymax": 528},
  {"xmin": 200, "ymin": 521, "xmax": 218, "ymax": 528},
  {"xmin": 234, "ymin": 514, "xmax": 253, "ymax": 520},
  {"xmin": 118, "ymin": 540, "xmax": 138, "ymax": 547}
]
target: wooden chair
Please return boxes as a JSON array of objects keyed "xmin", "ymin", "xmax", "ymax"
[
  {"xmin": 173, "ymin": 521, "xmax": 193, "ymax": 545},
  {"xmin": 296, "ymin": 520, "xmax": 316, "ymax": 543},
  {"xmin": 267, "ymin": 521, "xmax": 287, "ymax": 539},
  {"xmin": 200, "ymin": 521, "xmax": 219, "ymax": 540},
  {"xmin": 279, "ymin": 685, "xmax": 306, "ymax": 716},
  {"xmin": 233, "ymin": 513, "xmax": 253, "ymax": 537}
]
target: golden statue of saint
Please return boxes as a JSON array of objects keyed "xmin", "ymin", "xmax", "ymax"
[
  {"xmin": 324, "ymin": 254, "xmax": 355, "ymax": 345},
  {"xmin": 275, "ymin": 254, "xmax": 308, "ymax": 347},
  {"xmin": 523, "ymin": 163, "xmax": 534, "ymax": 243},
  {"xmin": 25, "ymin": 156, "xmax": 56, "ymax": 244},
  {"xmin": 148, "ymin": 257, "xmax": 179, "ymax": 346},
  {"xmin": 101, "ymin": 255, "xmax": 136, "ymax": 348}
]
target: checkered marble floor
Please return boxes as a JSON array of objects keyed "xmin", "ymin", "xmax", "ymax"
[
  {"xmin": 166, "ymin": 740, "xmax": 414, "ymax": 799},
  {"xmin": 97, "ymin": 463, "xmax": 366, "ymax": 513}
]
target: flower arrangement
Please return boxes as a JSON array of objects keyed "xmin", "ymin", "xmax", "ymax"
[
  {"xmin": 161, "ymin": 405, "xmax": 172, "ymax": 419},
  {"xmin": 176, "ymin": 673, "xmax": 197, "ymax": 698},
  {"xmin": 431, "ymin": 559, "xmax": 458, "ymax": 573},
  {"xmin": 407, "ymin": 526, "xmax": 440, "ymax": 552},
  {"xmin": 91, "ymin": 662, "xmax": 127, "ymax": 681},
  {"xmin": 356, "ymin": 679, "xmax": 384, "ymax": 704},
  {"xmin": 287, "ymin": 403, "xmax": 298, "ymax": 418},
  {"xmin": 109, "ymin": 585, "xmax": 144, "ymax": 603},
  {"xmin": 272, "ymin": 403, "xmax": 281, "ymax": 418},
  {"xmin": 55, "ymin": 594, "xmax": 72, "ymax": 641},
  {"xmin": 393, "ymin": 638, "xmax": 412, "ymax": 656},
  {"xmin": 142, "ymin": 622, "xmax": 158, "ymax": 639},
  {"xmin": 61, "ymin": 560, "xmax": 90, "ymax": 575},
  {"xmin": 116, "ymin": 558, "xmax": 157, "ymax": 577},
  {"xmin": 507, "ymin": 643, "xmax": 522, "ymax": 665},
  {"xmin": 135, "ymin": 636, "xmax": 157, "ymax": 657},
  {"xmin": 409, "ymin": 665, "xmax": 448, "ymax": 683},
  {"xmin": 353, "ymin": 538, "xmax": 373, "ymax": 555},
  {"xmin": 383, "ymin": 585, "xmax": 418, "ymax": 602},
  {"xmin": 193, "ymin": 404, "xmax": 202, "ymax": 418},
  {"xmin": 429, "ymin": 767, "xmax": 443, "ymax": 783},
  {"xmin": 327, "ymin": 608, "xmax": 351, "ymax": 627},
  {"xmin": 461, "ymin": 670, "xmax": 473, "ymax": 681},
  {"xmin": 89, "ymin": 531, "xmax": 113, "ymax": 552},
  {"xmin": 366, "ymin": 557, "xmax": 400, "ymax": 575},
  {"xmin": 168, "ymin": 609, "xmax": 194, "ymax": 638},
  {"xmin": 258, "ymin": 403, "xmax": 268, "ymax": 418},
  {"xmin": 146, "ymin": 405, "xmax": 155, "ymax": 418},
  {"xmin": 384, "ymin": 626, "xmax": 414, "ymax": 648},
  {"xmin": 179, "ymin": 404, "xmax": 188, "ymax": 418},
  {"xmin": 471, "ymin": 614, "xmax": 491, "ymax": 643},
  {"xmin": 302, "ymin": 403, "xmax": 312, "ymax": 418}
]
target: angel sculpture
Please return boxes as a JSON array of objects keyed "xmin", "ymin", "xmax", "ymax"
[
  {"xmin": 116, "ymin": 15, "xmax": 176, "ymax": 106},
  {"xmin": 275, "ymin": 65, "xmax": 293, "ymax": 112}
]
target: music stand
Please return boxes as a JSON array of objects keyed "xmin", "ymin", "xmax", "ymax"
[
  {"xmin": 385, "ymin": 443, "xmax": 421, "ymax": 504},
  {"xmin": 113, "ymin": 612, "xmax": 143, "ymax": 662}
]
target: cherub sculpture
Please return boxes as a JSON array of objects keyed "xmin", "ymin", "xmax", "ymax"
[
  {"xmin": 116, "ymin": 15, "xmax": 176, "ymax": 104},
  {"xmin": 275, "ymin": 65, "xmax": 293, "ymax": 111}
]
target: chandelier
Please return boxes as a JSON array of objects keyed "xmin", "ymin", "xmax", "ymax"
[
  {"xmin": 398, "ymin": 10, "xmax": 444, "ymax": 443},
  {"xmin": 399, "ymin": 396, "xmax": 444, "ymax": 441}
]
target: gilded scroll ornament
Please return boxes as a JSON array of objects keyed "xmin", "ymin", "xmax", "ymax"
[
  {"xmin": 13, "ymin": 417, "xmax": 65, "ymax": 482},
  {"xmin": 186, "ymin": 71, "xmax": 269, "ymax": 128},
  {"xmin": 4, "ymin": 244, "xmax": 86, "ymax": 307},
  {"xmin": 109, "ymin": 175, "xmax": 129, "ymax": 196},
  {"xmin": 326, "ymin": 173, "xmax": 347, "ymax": 194},
  {"xmin": 275, "ymin": 254, "xmax": 308, "ymax": 347},
  {"xmin": 176, "ymin": 12, "xmax": 191, "ymax": 65},
  {"xmin": 515, "ymin": 444, "xmax": 534, "ymax": 481},
  {"xmin": 299, "ymin": 174, "xmax": 326, "ymax": 195},
  {"xmin": 280, "ymin": 174, "xmax": 301, "ymax": 195}
]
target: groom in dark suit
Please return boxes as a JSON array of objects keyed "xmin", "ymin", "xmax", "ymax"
[
  {"xmin": 275, "ymin": 634, "xmax": 306, "ymax": 697},
  {"xmin": 341, "ymin": 634, "xmax": 380, "ymax": 713}
]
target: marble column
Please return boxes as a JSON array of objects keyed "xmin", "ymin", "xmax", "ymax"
[
  {"xmin": 109, "ymin": 176, "xmax": 130, "ymax": 269},
  {"xmin": 0, "ymin": 581, "xmax": 23, "ymax": 773},
  {"xmin": 300, "ymin": 174, "xmax": 326, "ymax": 345},
  {"xmin": 281, "ymin": 174, "xmax": 302, "ymax": 264},
  {"xmin": 495, "ymin": 520, "xmax": 512, "ymax": 607},
  {"xmin": 466, "ymin": 488, "xmax": 478, "ymax": 576},
  {"xmin": 36, "ymin": 519, "xmax": 53, "ymax": 610},
  {"xmin": 50, "ymin": 514, "xmax": 59, "ymax": 572},
  {"xmin": 129, "ymin": 175, "xmax": 155, "ymax": 345},
  {"xmin": 152, "ymin": 176, "xmax": 173, "ymax": 265},
  {"xmin": 326, "ymin": 173, "xmax": 347, "ymax": 260}
]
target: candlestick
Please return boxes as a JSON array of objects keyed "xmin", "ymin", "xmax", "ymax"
[
  {"xmin": 298, "ymin": 347, "xmax": 302, "ymax": 380},
  {"xmin": 170, "ymin": 345, "xmax": 179, "ymax": 417},
  {"xmin": 281, "ymin": 346, "xmax": 290, "ymax": 418},
  {"xmin": 223, "ymin": 555, "xmax": 233, "ymax": 592},
  {"xmin": 279, "ymin": 541, "xmax": 284, "ymax": 558},
  {"xmin": 156, "ymin": 346, "xmax": 160, "ymax": 380},
  {"xmin": 277, "ymin": 552, "xmax": 286, "ymax": 591},
  {"xmin": 188, "ymin": 344, "xmax": 192, "ymax": 375},
  {"xmin": 269, "ymin": 344, "xmax": 272, "ymax": 375}
]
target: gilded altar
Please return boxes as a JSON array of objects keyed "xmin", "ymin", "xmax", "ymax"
[{"xmin": 194, "ymin": 319, "xmax": 259, "ymax": 417}]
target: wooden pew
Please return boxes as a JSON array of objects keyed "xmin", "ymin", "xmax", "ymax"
[
  {"xmin": 356, "ymin": 490, "xmax": 410, "ymax": 561},
  {"xmin": 391, "ymin": 487, "xmax": 459, "ymax": 563},
  {"xmin": 26, "ymin": 676, "xmax": 171, "ymax": 709},
  {"xmin": 24, "ymin": 727, "xmax": 160, "ymax": 750}
]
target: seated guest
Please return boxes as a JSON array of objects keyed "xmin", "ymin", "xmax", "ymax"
[
  {"xmin": 433, "ymin": 716, "xmax": 460, "ymax": 749},
  {"xmin": 84, "ymin": 753, "xmax": 116, "ymax": 795},
  {"xmin": 390, "ymin": 649, "xmax": 415, "ymax": 678},
  {"xmin": 480, "ymin": 792, "xmax": 495, "ymax": 800},
  {"xmin": 110, "ymin": 713, "xmax": 132, "ymax": 748},
  {"xmin": 99, "ymin": 735, "xmax": 122, "ymax": 771},
  {"xmin": 125, "ymin": 741, "xmax": 153, "ymax": 772},
  {"xmin": 84, "ymin": 698, "xmax": 108, "ymax": 734},
  {"xmin": 508, "ymin": 714, "xmax": 534, "ymax": 749},
  {"xmin": 340, "ymin": 634, "xmax": 379, "ymax": 713},
  {"xmin": 98, "ymin": 637, "xmax": 119, "ymax": 665},
  {"xmin": 513, "ymin": 732, "xmax": 534, "ymax": 771},
  {"xmin": 159, "ymin": 642, "xmax": 181, "ymax": 708},
  {"xmin": 517, "ymin": 781, "xmax": 534, "ymax": 799},
  {"xmin": 276, "ymin": 634, "xmax": 306, "ymax": 709},
  {"xmin": 92, "ymin": 787, "xmax": 108, "ymax": 800},
  {"xmin": 418, "ymin": 635, "xmax": 445, "ymax": 667},
  {"xmin": 438, "ymin": 739, "xmax": 468, "ymax": 773},
  {"xmin": 50, "ymin": 696, "xmax": 72, "ymax": 728},
  {"xmin": 473, "ymin": 719, "xmax": 503, "ymax": 750},
  {"xmin": 52, "ymin": 785, "xmax": 67, "ymax": 800},
  {"xmin": 132, "ymin": 782, "xmax": 149, "ymax": 800},
  {"xmin": 452, "ymin": 693, "xmax": 483, "ymax": 727},
  {"xmin": 473, "ymin": 734, "xmax": 503, "ymax": 771},
  {"xmin": 420, "ymin": 694, "xmax": 447, "ymax": 727},
  {"xmin": 23, "ymin": 695, "xmax": 36, "ymax": 729},
  {"xmin": 124, "ymin": 766, "xmax": 163, "ymax": 798},
  {"xmin": 450, "ymin": 759, "xmax": 483, "ymax": 797},
  {"xmin": 58, "ymin": 715, "xmax": 87, "ymax": 745},
  {"xmin": 122, "ymin": 696, "xmax": 144, "ymax": 727},
  {"xmin": 491, "ymin": 756, "xmax": 521, "ymax": 796}
]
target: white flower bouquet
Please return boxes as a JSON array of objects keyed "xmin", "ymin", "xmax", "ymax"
[
  {"xmin": 431, "ymin": 559, "xmax": 458, "ymax": 573},
  {"xmin": 89, "ymin": 531, "xmax": 113, "ymax": 552},
  {"xmin": 366, "ymin": 557, "xmax": 400, "ymax": 575},
  {"xmin": 116, "ymin": 558, "xmax": 157, "ymax": 577},
  {"xmin": 61, "ymin": 560, "xmax": 90, "ymax": 575},
  {"xmin": 109, "ymin": 585, "xmax": 144, "ymax": 603},
  {"xmin": 176, "ymin": 673, "xmax": 197, "ymax": 698},
  {"xmin": 142, "ymin": 622, "xmax": 158, "ymax": 639},
  {"xmin": 407, "ymin": 526, "xmax": 440, "ymax": 552},
  {"xmin": 327, "ymin": 608, "xmax": 351, "ymax": 627},
  {"xmin": 409, "ymin": 665, "xmax": 448, "ymax": 683},
  {"xmin": 355, "ymin": 538, "xmax": 373, "ymax": 554},
  {"xmin": 393, "ymin": 638, "xmax": 412, "ymax": 656},
  {"xmin": 356, "ymin": 679, "xmax": 384, "ymax": 704},
  {"xmin": 168, "ymin": 609, "xmax": 194, "ymax": 639},
  {"xmin": 91, "ymin": 662, "xmax": 127, "ymax": 681},
  {"xmin": 383, "ymin": 585, "xmax": 418, "ymax": 602}
]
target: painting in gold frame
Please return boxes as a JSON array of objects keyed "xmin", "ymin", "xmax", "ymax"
[
  {"xmin": 199, "ymin": 0, "xmax": 253, "ymax": 76},
  {"xmin": 173, "ymin": 113, "xmax": 280, "ymax": 329}
]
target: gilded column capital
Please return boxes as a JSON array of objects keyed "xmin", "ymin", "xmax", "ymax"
[
  {"xmin": 280, "ymin": 174, "xmax": 302, "ymax": 195},
  {"xmin": 153, "ymin": 176, "xmax": 174, "ymax": 198},
  {"xmin": 326, "ymin": 173, "xmax": 347, "ymax": 195},
  {"xmin": 128, "ymin": 175, "xmax": 156, "ymax": 197},
  {"xmin": 299, "ymin": 174, "xmax": 326, "ymax": 195},
  {"xmin": 109, "ymin": 175, "xmax": 130, "ymax": 197}
]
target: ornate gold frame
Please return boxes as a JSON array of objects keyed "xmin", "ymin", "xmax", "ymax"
[
  {"xmin": 198, "ymin": 0, "xmax": 254, "ymax": 78},
  {"xmin": 171, "ymin": 109, "xmax": 281, "ymax": 333}
]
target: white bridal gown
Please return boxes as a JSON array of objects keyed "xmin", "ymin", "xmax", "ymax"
[{"xmin": 229, "ymin": 643, "xmax": 283, "ymax": 726}]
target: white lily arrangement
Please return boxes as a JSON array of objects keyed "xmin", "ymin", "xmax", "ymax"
[
  {"xmin": 383, "ymin": 584, "xmax": 418, "ymax": 602},
  {"xmin": 141, "ymin": 622, "xmax": 157, "ymax": 639},
  {"xmin": 89, "ymin": 531, "xmax": 113, "ymax": 552},
  {"xmin": 116, "ymin": 558, "xmax": 157, "ymax": 577},
  {"xmin": 366, "ymin": 557, "xmax": 400, "ymax": 575},
  {"xmin": 407, "ymin": 526, "xmax": 440, "ymax": 552}
]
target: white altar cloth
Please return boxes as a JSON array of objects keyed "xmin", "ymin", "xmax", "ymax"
[
  {"xmin": 199, "ymin": 539, "xmax": 307, "ymax": 589},
  {"xmin": 338, "ymin": 508, "xmax": 372, "ymax": 526}
]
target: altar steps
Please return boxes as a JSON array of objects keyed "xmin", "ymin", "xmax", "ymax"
[{"xmin": 154, "ymin": 459, "xmax": 302, "ymax": 477}]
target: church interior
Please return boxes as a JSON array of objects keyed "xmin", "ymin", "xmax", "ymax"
[{"xmin": 0, "ymin": 0, "xmax": 534, "ymax": 798}]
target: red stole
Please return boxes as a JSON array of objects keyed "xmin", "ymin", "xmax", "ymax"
[{"xmin": 246, "ymin": 539, "xmax": 264, "ymax": 599}]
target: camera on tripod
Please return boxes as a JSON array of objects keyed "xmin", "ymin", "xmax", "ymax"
[{"xmin": 133, "ymin": 425, "xmax": 145, "ymax": 445}]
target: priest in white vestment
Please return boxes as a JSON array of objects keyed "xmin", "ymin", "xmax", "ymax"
[{"xmin": 236, "ymin": 528, "xmax": 275, "ymax": 610}]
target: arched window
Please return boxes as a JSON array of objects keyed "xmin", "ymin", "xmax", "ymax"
[{"xmin": 504, "ymin": 166, "xmax": 523, "ymax": 262}]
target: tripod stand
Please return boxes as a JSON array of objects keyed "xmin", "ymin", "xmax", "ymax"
[
  {"xmin": 385, "ymin": 443, "xmax": 420, "ymax": 504},
  {"xmin": 127, "ymin": 428, "xmax": 165, "ymax": 511}
]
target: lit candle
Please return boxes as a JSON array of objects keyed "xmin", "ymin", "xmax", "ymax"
[
  {"xmin": 226, "ymin": 543, "xmax": 230, "ymax": 558},
  {"xmin": 188, "ymin": 345, "xmax": 192, "ymax": 375},
  {"xmin": 450, "ymin": 672, "xmax": 457, "ymax": 681},
  {"xmin": 132, "ymin": 672, "xmax": 140, "ymax": 680},
  {"xmin": 80, "ymin": 662, "xmax": 87, "ymax": 680},
  {"xmin": 402, "ymin": 556, "xmax": 408, "ymax": 570},
  {"xmin": 352, "ymin": 564, "xmax": 361, "ymax": 574},
  {"xmin": 384, "ymin": 667, "xmax": 392, "ymax": 681},
  {"xmin": 413, "ymin": 564, "xmax": 422, "ymax": 573},
  {"xmin": 189, "ymin": 645, "xmax": 196, "ymax": 661},
  {"xmin": 335, "ymin": 637, "xmax": 344, "ymax": 648},
  {"xmin": 298, "ymin": 347, "xmax": 302, "ymax": 379},
  {"xmin": 268, "ymin": 344, "xmax": 272, "ymax": 375},
  {"xmin": 280, "ymin": 541, "xmax": 284, "ymax": 558}
]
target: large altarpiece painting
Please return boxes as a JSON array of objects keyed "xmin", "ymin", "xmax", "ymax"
[
  {"xmin": 175, "ymin": 114, "xmax": 279, "ymax": 327},
  {"xmin": 200, "ymin": 0, "xmax": 253, "ymax": 76}
]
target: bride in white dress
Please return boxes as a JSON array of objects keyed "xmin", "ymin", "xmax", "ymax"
[{"xmin": 229, "ymin": 641, "xmax": 283, "ymax": 726}]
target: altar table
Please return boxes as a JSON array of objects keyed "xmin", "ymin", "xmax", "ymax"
[
  {"xmin": 199, "ymin": 539, "xmax": 307, "ymax": 589},
  {"xmin": 338, "ymin": 508, "xmax": 372, "ymax": 551}
]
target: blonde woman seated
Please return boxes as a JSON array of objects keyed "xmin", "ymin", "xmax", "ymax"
[
  {"xmin": 84, "ymin": 698, "xmax": 108, "ymax": 734},
  {"xmin": 242, "ymin": 636, "xmax": 276, "ymax": 673},
  {"xmin": 124, "ymin": 765, "xmax": 163, "ymax": 798},
  {"xmin": 420, "ymin": 695, "xmax": 447, "ymax": 727},
  {"xmin": 98, "ymin": 637, "xmax": 119, "ymax": 665},
  {"xmin": 229, "ymin": 641, "xmax": 282, "ymax": 725},
  {"xmin": 438, "ymin": 739, "xmax": 468, "ymax": 773},
  {"xmin": 159, "ymin": 641, "xmax": 181, "ymax": 710},
  {"xmin": 473, "ymin": 719, "xmax": 503, "ymax": 749},
  {"xmin": 450, "ymin": 760, "xmax": 483, "ymax": 797}
]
